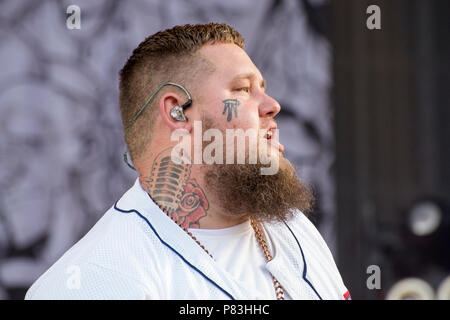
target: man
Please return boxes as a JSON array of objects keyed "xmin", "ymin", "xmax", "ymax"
[{"xmin": 26, "ymin": 23, "xmax": 349, "ymax": 300}]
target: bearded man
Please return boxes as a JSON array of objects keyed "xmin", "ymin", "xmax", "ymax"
[{"xmin": 26, "ymin": 23, "xmax": 349, "ymax": 300}]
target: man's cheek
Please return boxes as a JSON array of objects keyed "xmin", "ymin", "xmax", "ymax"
[{"xmin": 230, "ymin": 112, "xmax": 259, "ymax": 131}]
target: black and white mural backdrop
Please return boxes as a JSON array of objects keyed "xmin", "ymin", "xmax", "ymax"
[{"xmin": 0, "ymin": 0, "xmax": 332, "ymax": 299}]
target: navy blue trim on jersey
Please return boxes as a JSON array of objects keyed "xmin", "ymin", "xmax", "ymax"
[
  {"xmin": 113, "ymin": 201, "xmax": 235, "ymax": 300},
  {"xmin": 284, "ymin": 221, "xmax": 323, "ymax": 300}
]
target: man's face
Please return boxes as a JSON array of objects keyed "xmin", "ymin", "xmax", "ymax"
[
  {"xmin": 184, "ymin": 43, "xmax": 314, "ymax": 221},
  {"xmin": 193, "ymin": 43, "xmax": 283, "ymax": 157}
]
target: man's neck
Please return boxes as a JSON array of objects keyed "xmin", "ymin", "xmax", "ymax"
[{"xmin": 138, "ymin": 147, "xmax": 246, "ymax": 229}]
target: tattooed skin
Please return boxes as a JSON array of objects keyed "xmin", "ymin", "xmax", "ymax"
[
  {"xmin": 222, "ymin": 99, "xmax": 240, "ymax": 122},
  {"xmin": 140, "ymin": 148, "xmax": 209, "ymax": 229}
]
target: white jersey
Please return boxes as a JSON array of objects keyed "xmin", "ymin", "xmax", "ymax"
[{"xmin": 25, "ymin": 178, "xmax": 349, "ymax": 300}]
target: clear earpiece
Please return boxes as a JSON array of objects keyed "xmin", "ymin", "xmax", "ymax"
[{"xmin": 170, "ymin": 105, "xmax": 186, "ymax": 121}]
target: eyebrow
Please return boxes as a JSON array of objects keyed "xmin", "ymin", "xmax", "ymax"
[{"xmin": 231, "ymin": 72, "xmax": 266, "ymax": 90}]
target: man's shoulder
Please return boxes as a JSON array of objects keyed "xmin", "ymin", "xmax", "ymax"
[
  {"xmin": 25, "ymin": 189, "xmax": 163, "ymax": 299},
  {"xmin": 25, "ymin": 259, "xmax": 152, "ymax": 299},
  {"xmin": 70, "ymin": 203, "xmax": 157, "ymax": 263},
  {"xmin": 65, "ymin": 179, "xmax": 164, "ymax": 265}
]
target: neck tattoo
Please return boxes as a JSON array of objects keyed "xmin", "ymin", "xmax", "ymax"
[
  {"xmin": 140, "ymin": 148, "xmax": 285, "ymax": 300},
  {"xmin": 140, "ymin": 148, "xmax": 209, "ymax": 229}
]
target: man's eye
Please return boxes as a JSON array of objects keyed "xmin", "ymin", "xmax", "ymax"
[{"xmin": 236, "ymin": 87, "xmax": 250, "ymax": 93}]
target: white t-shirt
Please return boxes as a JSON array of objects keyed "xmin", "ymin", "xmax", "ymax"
[{"xmin": 189, "ymin": 220, "xmax": 291, "ymax": 300}]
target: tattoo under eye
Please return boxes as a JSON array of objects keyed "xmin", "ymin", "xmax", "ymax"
[{"xmin": 222, "ymin": 99, "xmax": 240, "ymax": 122}]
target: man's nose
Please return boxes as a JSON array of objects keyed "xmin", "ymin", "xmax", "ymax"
[{"xmin": 259, "ymin": 93, "xmax": 281, "ymax": 118}]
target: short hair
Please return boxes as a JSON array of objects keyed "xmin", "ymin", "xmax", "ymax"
[{"xmin": 119, "ymin": 23, "xmax": 245, "ymax": 163}]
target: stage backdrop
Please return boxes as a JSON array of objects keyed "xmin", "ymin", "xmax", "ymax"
[{"xmin": 0, "ymin": 0, "xmax": 333, "ymax": 299}]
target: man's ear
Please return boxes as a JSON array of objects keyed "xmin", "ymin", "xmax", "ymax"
[{"xmin": 158, "ymin": 93, "xmax": 192, "ymax": 132}]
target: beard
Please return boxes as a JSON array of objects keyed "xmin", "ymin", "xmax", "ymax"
[
  {"xmin": 203, "ymin": 155, "xmax": 315, "ymax": 223},
  {"xmin": 200, "ymin": 114, "xmax": 315, "ymax": 223}
]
